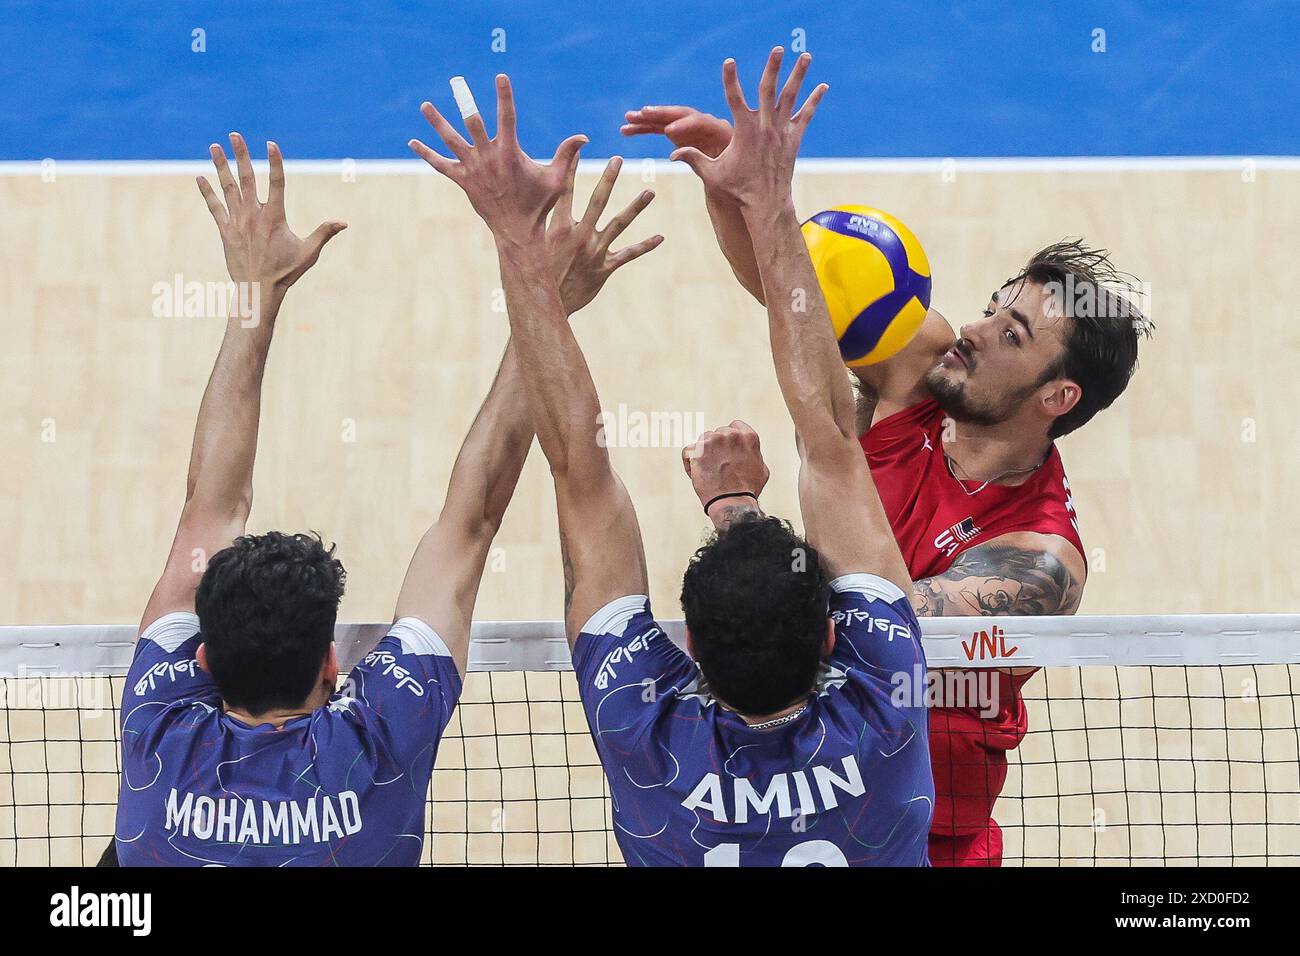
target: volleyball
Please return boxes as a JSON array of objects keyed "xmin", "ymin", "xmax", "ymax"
[{"xmin": 801, "ymin": 205, "xmax": 932, "ymax": 367}]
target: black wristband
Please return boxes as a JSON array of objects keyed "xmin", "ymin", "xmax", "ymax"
[{"xmin": 703, "ymin": 491, "xmax": 758, "ymax": 516}]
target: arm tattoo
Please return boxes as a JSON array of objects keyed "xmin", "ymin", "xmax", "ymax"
[
  {"xmin": 713, "ymin": 501, "xmax": 764, "ymax": 529},
  {"xmin": 911, "ymin": 542, "xmax": 1083, "ymax": 617}
]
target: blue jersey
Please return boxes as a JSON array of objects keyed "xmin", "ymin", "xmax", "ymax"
[
  {"xmin": 115, "ymin": 612, "xmax": 460, "ymax": 866},
  {"xmin": 573, "ymin": 573, "xmax": 933, "ymax": 866}
]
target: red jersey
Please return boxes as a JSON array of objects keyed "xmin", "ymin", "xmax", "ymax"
[{"xmin": 862, "ymin": 399, "xmax": 1085, "ymax": 865}]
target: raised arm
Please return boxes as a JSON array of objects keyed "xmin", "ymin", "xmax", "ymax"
[
  {"xmin": 394, "ymin": 158, "xmax": 660, "ymax": 672},
  {"xmin": 410, "ymin": 75, "xmax": 662, "ymax": 641},
  {"xmin": 674, "ymin": 50, "xmax": 909, "ymax": 592},
  {"xmin": 140, "ymin": 135, "xmax": 345, "ymax": 632},
  {"xmin": 391, "ymin": 341, "xmax": 531, "ymax": 673}
]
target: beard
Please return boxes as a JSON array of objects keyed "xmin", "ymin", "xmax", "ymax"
[{"xmin": 924, "ymin": 363, "xmax": 1032, "ymax": 427}]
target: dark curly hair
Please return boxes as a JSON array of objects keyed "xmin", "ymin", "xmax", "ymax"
[
  {"xmin": 195, "ymin": 531, "xmax": 346, "ymax": 715},
  {"xmin": 680, "ymin": 514, "xmax": 831, "ymax": 716}
]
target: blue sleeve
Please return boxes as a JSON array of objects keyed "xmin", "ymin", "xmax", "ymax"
[
  {"xmin": 339, "ymin": 617, "xmax": 463, "ymax": 771},
  {"xmin": 826, "ymin": 573, "xmax": 927, "ymax": 678},
  {"xmin": 571, "ymin": 595, "xmax": 697, "ymax": 756},
  {"xmin": 122, "ymin": 613, "xmax": 220, "ymax": 736}
]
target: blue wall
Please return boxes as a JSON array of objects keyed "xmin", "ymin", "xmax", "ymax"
[{"xmin": 1, "ymin": 0, "xmax": 1296, "ymax": 160}]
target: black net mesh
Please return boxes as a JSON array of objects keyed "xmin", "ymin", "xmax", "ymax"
[{"xmin": 2, "ymin": 662, "xmax": 1298, "ymax": 866}]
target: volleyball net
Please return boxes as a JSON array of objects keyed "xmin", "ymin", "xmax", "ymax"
[{"xmin": 2, "ymin": 614, "xmax": 1298, "ymax": 866}]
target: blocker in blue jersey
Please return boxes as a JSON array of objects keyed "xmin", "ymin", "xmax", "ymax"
[
  {"xmin": 574, "ymin": 578, "xmax": 931, "ymax": 866},
  {"xmin": 116, "ymin": 615, "xmax": 458, "ymax": 866},
  {"xmin": 409, "ymin": 56, "xmax": 933, "ymax": 868},
  {"xmin": 110, "ymin": 134, "xmax": 519, "ymax": 867},
  {"xmin": 113, "ymin": 125, "xmax": 660, "ymax": 865}
]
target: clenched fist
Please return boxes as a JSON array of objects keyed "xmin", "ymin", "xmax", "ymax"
[{"xmin": 682, "ymin": 421, "xmax": 770, "ymax": 526}]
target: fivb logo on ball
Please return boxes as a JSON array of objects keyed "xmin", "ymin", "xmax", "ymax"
[{"xmin": 843, "ymin": 214, "xmax": 883, "ymax": 237}]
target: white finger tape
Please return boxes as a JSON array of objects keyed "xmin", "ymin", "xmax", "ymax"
[{"xmin": 450, "ymin": 76, "xmax": 479, "ymax": 119}]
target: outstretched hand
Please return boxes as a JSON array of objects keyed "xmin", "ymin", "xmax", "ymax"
[
  {"xmin": 409, "ymin": 74, "xmax": 588, "ymax": 244},
  {"xmin": 196, "ymin": 133, "xmax": 346, "ymax": 292},
  {"xmin": 621, "ymin": 105, "xmax": 733, "ymax": 158},
  {"xmin": 549, "ymin": 156, "xmax": 663, "ymax": 315},
  {"xmin": 670, "ymin": 48, "xmax": 828, "ymax": 210}
]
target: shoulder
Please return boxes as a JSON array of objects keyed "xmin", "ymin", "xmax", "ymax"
[
  {"xmin": 123, "ymin": 612, "xmax": 220, "ymax": 726},
  {"xmin": 137, "ymin": 611, "xmax": 202, "ymax": 653},
  {"xmin": 826, "ymin": 573, "xmax": 926, "ymax": 675},
  {"xmin": 573, "ymin": 596, "xmax": 691, "ymax": 694},
  {"xmin": 345, "ymin": 618, "xmax": 465, "ymax": 718},
  {"xmin": 571, "ymin": 596, "xmax": 697, "ymax": 742},
  {"xmin": 1031, "ymin": 448, "xmax": 1081, "ymax": 512},
  {"xmin": 829, "ymin": 571, "xmax": 916, "ymax": 611},
  {"xmin": 862, "ymin": 397, "xmax": 944, "ymax": 449},
  {"xmin": 572, "ymin": 595, "xmax": 668, "ymax": 671},
  {"xmin": 984, "ymin": 531, "xmax": 1086, "ymax": 581}
]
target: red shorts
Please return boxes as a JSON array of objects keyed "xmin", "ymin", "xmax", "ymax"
[
  {"xmin": 927, "ymin": 672, "xmax": 1034, "ymax": 867},
  {"xmin": 928, "ymin": 821, "xmax": 1003, "ymax": 867}
]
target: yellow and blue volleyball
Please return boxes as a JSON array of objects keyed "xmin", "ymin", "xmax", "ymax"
[{"xmin": 801, "ymin": 205, "xmax": 932, "ymax": 367}]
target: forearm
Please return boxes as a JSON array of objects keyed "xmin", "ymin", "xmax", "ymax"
[
  {"xmin": 395, "ymin": 339, "xmax": 535, "ymax": 649},
  {"xmin": 705, "ymin": 192, "xmax": 765, "ymax": 303},
  {"xmin": 437, "ymin": 339, "xmax": 534, "ymax": 537},
  {"xmin": 184, "ymin": 289, "xmax": 284, "ymax": 518},
  {"xmin": 495, "ymin": 232, "xmax": 606, "ymax": 479},
  {"xmin": 745, "ymin": 196, "xmax": 910, "ymax": 588},
  {"xmin": 743, "ymin": 198, "xmax": 858, "ymax": 448},
  {"xmin": 491, "ymin": 229, "xmax": 647, "ymax": 639}
]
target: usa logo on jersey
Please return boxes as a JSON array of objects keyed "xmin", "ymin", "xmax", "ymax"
[{"xmin": 934, "ymin": 517, "xmax": 981, "ymax": 557}]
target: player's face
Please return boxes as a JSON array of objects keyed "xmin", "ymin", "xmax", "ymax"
[{"xmin": 924, "ymin": 279, "xmax": 1069, "ymax": 425}]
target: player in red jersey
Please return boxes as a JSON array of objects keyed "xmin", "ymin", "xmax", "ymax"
[{"xmin": 626, "ymin": 102, "xmax": 1151, "ymax": 865}]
